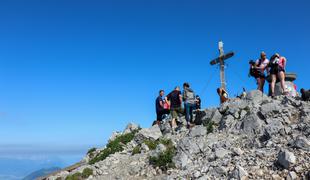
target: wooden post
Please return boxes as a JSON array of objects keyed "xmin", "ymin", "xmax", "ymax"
[
  {"xmin": 210, "ymin": 41, "xmax": 234, "ymax": 92},
  {"xmin": 218, "ymin": 41, "xmax": 226, "ymax": 90}
]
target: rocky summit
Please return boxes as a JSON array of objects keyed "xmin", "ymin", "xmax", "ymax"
[{"xmin": 44, "ymin": 90, "xmax": 310, "ymax": 180}]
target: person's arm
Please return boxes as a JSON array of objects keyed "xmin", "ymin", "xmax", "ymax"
[
  {"xmin": 165, "ymin": 96, "xmax": 171, "ymax": 106},
  {"xmin": 179, "ymin": 94, "xmax": 183, "ymax": 104},
  {"xmin": 159, "ymin": 100, "xmax": 164, "ymax": 108},
  {"xmin": 282, "ymin": 57, "xmax": 287, "ymax": 69},
  {"xmin": 182, "ymin": 91, "xmax": 186, "ymax": 101}
]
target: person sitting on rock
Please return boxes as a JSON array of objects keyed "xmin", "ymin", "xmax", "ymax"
[
  {"xmin": 269, "ymin": 53, "xmax": 288, "ymax": 97},
  {"xmin": 166, "ymin": 86, "xmax": 183, "ymax": 131},
  {"xmin": 301, "ymin": 88, "xmax": 310, "ymax": 101},
  {"xmin": 183, "ymin": 82, "xmax": 197, "ymax": 129},
  {"xmin": 217, "ymin": 87, "xmax": 229, "ymax": 104},
  {"xmin": 155, "ymin": 90, "xmax": 170, "ymax": 125},
  {"xmin": 195, "ymin": 95, "xmax": 201, "ymax": 109}
]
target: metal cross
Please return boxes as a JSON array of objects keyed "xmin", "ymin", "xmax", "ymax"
[{"xmin": 210, "ymin": 41, "xmax": 234, "ymax": 91}]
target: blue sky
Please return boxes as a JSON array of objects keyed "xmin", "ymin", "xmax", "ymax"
[{"xmin": 0, "ymin": 0, "xmax": 309, "ymax": 156}]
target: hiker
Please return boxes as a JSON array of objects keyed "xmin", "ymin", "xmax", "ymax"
[
  {"xmin": 301, "ymin": 88, "xmax": 310, "ymax": 101},
  {"xmin": 166, "ymin": 86, "xmax": 183, "ymax": 131},
  {"xmin": 195, "ymin": 95, "xmax": 201, "ymax": 109},
  {"xmin": 155, "ymin": 90, "xmax": 170, "ymax": 124},
  {"xmin": 269, "ymin": 53, "xmax": 288, "ymax": 97},
  {"xmin": 183, "ymin": 82, "xmax": 196, "ymax": 129},
  {"xmin": 254, "ymin": 52, "xmax": 269, "ymax": 92},
  {"xmin": 217, "ymin": 87, "xmax": 228, "ymax": 104}
]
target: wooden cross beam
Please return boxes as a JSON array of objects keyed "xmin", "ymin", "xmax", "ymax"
[{"xmin": 209, "ymin": 41, "xmax": 235, "ymax": 91}]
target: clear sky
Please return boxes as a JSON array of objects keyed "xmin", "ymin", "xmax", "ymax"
[{"xmin": 0, "ymin": 0, "xmax": 309, "ymax": 154}]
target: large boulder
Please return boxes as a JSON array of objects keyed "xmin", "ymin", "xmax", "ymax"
[
  {"xmin": 246, "ymin": 90, "xmax": 269, "ymax": 104},
  {"xmin": 241, "ymin": 114, "xmax": 264, "ymax": 135},
  {"xmin": 134, "ymin": 125, "xmax": 162, "ymax": 144},
  {"xmin": 292, "ymin": 136, "xmax": 310, "ymax": 151},
  {"xmin": 123, "ymin": 123, "xmax": 140, "ymax": 134}
]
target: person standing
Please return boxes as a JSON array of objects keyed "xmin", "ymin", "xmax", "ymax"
[
  {"xmin": 255, "ymin": 52, "xmax": 269, "ymax": 92},
  {"xmin": 217, "ymin": 87, "xmax": 229, "ymax": 104},
  {"xmin": 166, "ymin": 86, "xmax": 183, "ymax": 131},
  {"xmin": 269, "ymin": 53, "xmax": 288, "ymax": 97},
  {"xmin": 183, "ymin": 83, "xmax": 196, "ymax": 129},
  {"xmin": 155, "ymin": 90, "xmax": 170, "ymax": 125}
]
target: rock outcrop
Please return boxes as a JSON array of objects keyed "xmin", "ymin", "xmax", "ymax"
[{"xmin": 44, "ymin": 90, "xmax": 310, "ymax": 180}]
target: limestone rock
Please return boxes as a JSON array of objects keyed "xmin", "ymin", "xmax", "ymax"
[
  {"xmin": 277, "ymin": 149, "xmax": 296, "ymax": 169},
  {"xmin": 134, "ymin": 125, "xmax": 162, "ymax": 144}
]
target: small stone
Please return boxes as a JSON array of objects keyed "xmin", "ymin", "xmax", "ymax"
[
  {"xmin": 256, "ymin": 169, "xmax": 264, "ymax": 176},
  {"xmin": 272, "ymin": 174, "xmax": 282, "ymax": 180},
  {"xmin": 277, "ymin": 149, "xmax": 296, "ymax": 169},
  {"xmin": 141, "ymin": 143, "xmax": 149, "ymax": 152},
  {"xmin": 232, "ymin": 147, "xmax": 244, "ymax": 156},
  {"xmin": 287, "ymin": 171, "xmax": 298, "ymax": 180},
  {"xmin": 236, "ymin": 165, "xmax": 248, "ymax": 180},
  {"xmin": 215, "ymin": 148, "xmax": 231, "ymax": 159},
  {"xmin": 193, "ymin": 170, "xmax": 201, "ymax": 178},
  {"xmin": 293, "ymin": 136, "xmax": 310, "ymax": 151}
]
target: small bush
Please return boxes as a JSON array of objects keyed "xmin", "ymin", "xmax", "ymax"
[
  {"xmin": 206, "ymin": 121, "xmax": 214, "ymax": 133},
  {"xmin": 82, "ymin": 168, "xmax": 93, "ymax": 178},
  {"xmin": 149, "ymin": 139, "xmax": 175, "ymax": 171},
  {"xmin": 89, "ymin": 130, "xmax": 139, "ymax": 165},
  {"xmin": 56, "ymin": 177, "xmax": 62, "ymax": 180},
  {"xmin": 87, "ymin": 148, "xmax": 96, "ymax": 155},
  {"xmin": 159, "ymin": 139, "xmax": 173, "ymax": 147},
  {"xmin": 144, "ymin": 140, "xmax": 158, "ymax": 150},
  {"xmin": 132, "ymin": 146, "xmax": 141, "ymax": 155},
  {"xmin": 65, "ymin": 172, "xmax": 82, "ymax": 180},
  {"xmin": 149, "ymin": 148, "xmax": 175, "ymax": 171}
]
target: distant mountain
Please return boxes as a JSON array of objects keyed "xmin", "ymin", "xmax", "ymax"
[{"xmin": 22, "ymin": 167, "xmax": 61, "ymax": 180}]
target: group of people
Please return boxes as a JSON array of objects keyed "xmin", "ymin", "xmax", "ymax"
[
  {"xmin": 249, "ymin": 51, "xmax": 288, "ymax": 97},
  {"xmin": 155, "ymin": 83, "xmax": 201, "ymax": 129},
  {"xmin": 155, "ymin": 51, "xmax": 308, "ymax": 129}
]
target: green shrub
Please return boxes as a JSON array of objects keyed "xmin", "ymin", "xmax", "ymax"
[
  {"xmin": 89, "ymin": 130, "xmax": 138, "ymax": 165},
  {"xmin": 149, "ymin": 139, "xmax": 175, "ymax": 171},
  {"xmin": 87, "ymin": 148, "xmax": 96, "ymax": 155},
  {"xmin": 132, "ymin": 146, "xmax": 141, "ymax": 155},
  {"xmin": 144, "ymin": 140, "xmax": 158, "ymax": 150},
  {"xmin": 207, "ymin": 121, "xmax": 214, "ymax": 133},
  {"xmin": 65, "ymin": 172, "xmax": 82, "ymax": 180},
  {"xmin": 56, "ymin": 177, "xmax": 62, "ymax": 180},
  {"xmin": 159, "ymin": 139, "xmax": 173, "ymax": 147},
  {"xmin": 149, "ymin": 148, "xmax": 175, "ymax": 171},
  {"xmin": 82, "ymin": 168, "xmax": 93, "ymax": 178}
]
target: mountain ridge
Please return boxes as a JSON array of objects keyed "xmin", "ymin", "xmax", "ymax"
[{"xmin": 42, "ymin": 90, "xmax": 310, "ymax": 180}]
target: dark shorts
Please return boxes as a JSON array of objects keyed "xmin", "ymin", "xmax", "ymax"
[
  {"xmin": 270, "ymin": 66, "xmax": 285, "ymax": 75},
  {"xmin": 170, "ymin": 107, "xmax": 183, "ymax": 119},
  {"xmin": 156, "ymin": 109, "xmax": 170, "ymax": 121}
]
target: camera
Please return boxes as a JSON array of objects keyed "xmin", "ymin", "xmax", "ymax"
[{"xmin": 249, "ymin": 60, "xmax": 256, "ymax": 66}]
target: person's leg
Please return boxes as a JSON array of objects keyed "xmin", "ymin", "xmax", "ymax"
[
  {"xmin": 185, "ymin": 103, "xmax": 190, "ymax": 127},
  {"xmin": 278, "ymin": 71, "xmax": 287, "ymax": 94},
  {"xmin": 271, "ymin": 74, "xmax": 276, "ymax": 97},
  {"xmin": 260, "ymin": 77, "xmax": 265, "ymax": 93},
  {"xmin": 156, "ymin": 111, "xmax": 162, "ymax": 125},
  {"xmin": 171, "ymin": 109, "xmax": 177, "ymax": 129},
  {"xmin": 256, "ymin": 78, "xmax": 261, "ymax": 91},
  {"xmin": 189, "ymin": 104, "xmax": 194, "ymax": 123}
]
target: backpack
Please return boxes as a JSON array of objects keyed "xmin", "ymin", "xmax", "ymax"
[
  {"xmin": 184, "ymin": 89, "xmax": 196, "ymax": 104},
  {"xmin": 249, "ymin": 59, "xmax": 262, "ymax": 78}
]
